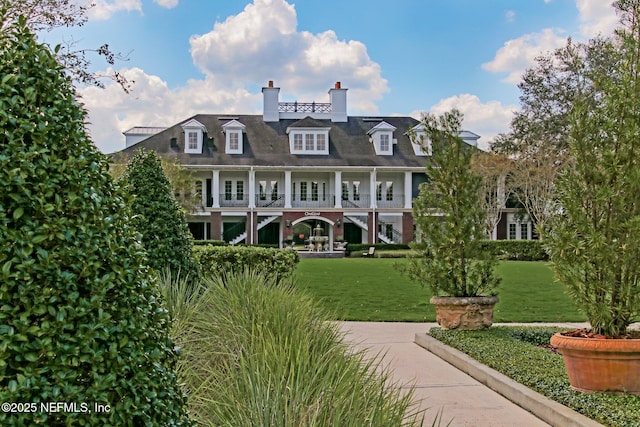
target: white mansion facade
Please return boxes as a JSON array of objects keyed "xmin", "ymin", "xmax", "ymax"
[{"xmin": 118, "ymin": 81, "xmax": 530, "ymax": 247}]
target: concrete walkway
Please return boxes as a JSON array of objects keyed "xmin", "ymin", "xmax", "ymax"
[{"xmin": 337, "ymin": 321, "xmax": 597, "ymax": 427}]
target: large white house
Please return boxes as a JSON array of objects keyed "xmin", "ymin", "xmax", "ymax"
[{"xmin": 117, "ymin": 81, "xmax": 529, "ymax": 247}]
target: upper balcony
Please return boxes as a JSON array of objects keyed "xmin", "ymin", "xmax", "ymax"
[{"xmin": 206, "ymin": 193, "xmax": 405, "ymax": 209}]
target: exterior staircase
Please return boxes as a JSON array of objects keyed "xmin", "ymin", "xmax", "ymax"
[{"xmin": 230, "ymin": 215, "xmax": 279, "ymax": 245}]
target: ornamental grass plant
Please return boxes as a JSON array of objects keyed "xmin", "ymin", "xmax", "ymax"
[{"xmin": 160, "ymin": 270, "xmax": 425, "ymax": 426}]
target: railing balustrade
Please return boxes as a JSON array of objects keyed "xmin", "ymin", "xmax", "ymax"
[
  {"xmin": 278, "ymin": 102, "xmax": 331, "ymax": 113},
  {"xmin": 219, "ymin": 194, "xmax": 250, "ymax": 207},
  {"xmin": 256, "ymin": 194, "xmax": 285, "ymax": 208}
]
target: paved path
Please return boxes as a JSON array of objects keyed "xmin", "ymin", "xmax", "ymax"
[{"xmin": 337, "ymin": 322, "xmax": 587, "ymax": 427}]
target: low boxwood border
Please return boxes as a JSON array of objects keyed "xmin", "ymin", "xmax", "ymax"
[{"xmin": 429, "ymin": 327, "xmax": 640, "ymax": 427}]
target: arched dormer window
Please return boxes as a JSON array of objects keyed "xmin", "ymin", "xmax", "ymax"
[
  {"xmin": 181, "ymin": 119, "xmax": 207, "ymax": 154},
  {"xmin": 222, "ymin": 119, "xmax": 246, "ymax": 154},
  {"xmin": 367, "ymin": 121, "xmax": 396, "ymax": 156}
]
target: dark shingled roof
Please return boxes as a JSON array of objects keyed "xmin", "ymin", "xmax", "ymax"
[{"xmin": 116, "ymin": 114, "xmax": 427, "ymax": 168}]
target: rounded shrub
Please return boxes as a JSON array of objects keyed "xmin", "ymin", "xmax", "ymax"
[
  {"xmin": 121, "ymin": 149, "xmax": 198, "ymax": 277},
  {"xmin": 0, "ymin": 17, "xmax": 190, "ymax": 426}
]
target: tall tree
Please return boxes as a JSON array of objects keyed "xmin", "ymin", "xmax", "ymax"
[
  {"xmin": 121, "ymin": 150, "xmax": 198, "ymax": 277},
  {"xmin": 403, "ymin": 110, "xmax": 499, "ymax": 298},
  {"xmin": 491, "ymin": 35, "xmax": 617, "ymax": 236},
  {"xmin": 545, "ymin": 0, "xmax": 640, "ymax": 338},
  {"xmin": 0, "ymin": 0, "xmax": 132, "ymax": 91},
  {"xmin": 0, "ymin": 16, "xmax": 189, "ymax": 425},
  {"xmin": 470, "ymin": 151, "xmax": 512, "ymax": 238}
]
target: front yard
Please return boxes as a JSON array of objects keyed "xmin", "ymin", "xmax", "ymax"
[{"xmin": 295, "ymin": 259, "xmax": 585, "ymax": 322}]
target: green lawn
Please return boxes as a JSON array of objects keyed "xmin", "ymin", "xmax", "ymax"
[{"xmin": 294, "ymin": 259, "xmax": 586, "ymax": 322}]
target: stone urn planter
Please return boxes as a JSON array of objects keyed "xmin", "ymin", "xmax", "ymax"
[
  {"xmin": 550, "ymin": 332, "xmax": 640, "ymax": 394},
  {"xmin": 430, "ymin": 296, "xmax": 499, "ymax": 331}
]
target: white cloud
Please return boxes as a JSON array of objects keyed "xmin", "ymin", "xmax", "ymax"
[
  {"xmin": 154, "ymin": 0, "xmax": 179, "ymax": 8},
  {"xmin": 483, "ymin": 1, "xmax": 618, "ymax": 86},
  {"xmin": 412, "ymin": 94, "xmax": 518, "ymax": 151},
  {"xmin": 82, "ymin": 0, "xmax": 387, "ymax": 153},
  {"xmin": 189, "ymin": 0, "xmax": 387, "ymax": 107},
  {"xmin": 482, "ymin": 28, "xmax": 567, "ymax": 84},
  {"xmin": 576, "ymin": 0, "xmax": 618, "ymax": 37},
  {"xmin": 505, "ymin": 10, "xmax": 516, "ymax": 23},
  {"xmin": 87, "ymin": 0, "xmax": 142, "ymax": 20}
]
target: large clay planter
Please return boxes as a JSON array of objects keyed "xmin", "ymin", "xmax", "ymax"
[
  {"xmin": 551, "ymin": 333, "xmax": 640, "ymax": 394},
  {"xmin": 430, "ymin": 296, "xmax": 499, "ymax": 331}
]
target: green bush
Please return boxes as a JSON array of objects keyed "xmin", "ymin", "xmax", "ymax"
[
  {"xmin": 478, "ymin": 240, "xmax": 548, "ymax": 261},
  {"xmin": 0, "ymin": 17, "xmax": 189, "ymax": 426},
  {"xmin": 192, "ymin": 240, "xmax": 227, "ymax": 246},
  {"xmin": 193, "ymin": 245, "xmax": 299, "ymax": 284},
  {"xmin": 169, "ymin": 270, "xmax": 424, "ymax": 426},
  {"xmin": 430, "ymin": 327, "xmax": 640, "ymax": 426},
  {"xmin": 121, "ymin": 150, "xmax": 198, "ymax": 277}
]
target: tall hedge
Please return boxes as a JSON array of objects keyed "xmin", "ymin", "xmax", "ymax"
[
  {"xmin": 121, "ymin": 150, "xmax": 197, "ymax": 277},
  {"xmin": 0, "ymin": 17, "xmax": 190, "ymax": 426},
  {"xmin": 193, "ymin": 245, "xmax": 299, "ymax": 284}
]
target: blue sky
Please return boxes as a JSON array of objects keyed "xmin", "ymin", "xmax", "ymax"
[{"xmin": 46, "ymin": 0, "xmax": 619, "ymax": 153}]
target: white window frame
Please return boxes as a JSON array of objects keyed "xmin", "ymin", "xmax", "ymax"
[
  {"xmin": 368, "ymin": 121, "xmax": 396, "ymax": 156},
  {"xmin": 222, "ymin": 120, "xmax": 245, "ymax": 154},
  {"xmin": 287, "ymin": 128, "xmax": 330, "ymax": 155},
  {"xmin": 379, "ymin": 133, "xmax": 391, "ymax": 153},
  {"xmin": 187, "ymin": 132, "xmax": 199, "ymax": 151},
  {"xmin": 507, "ymin": 213, "xmax": 532, "ymax": 240},
  {"xmin": 181, "ymin": 119, "xmax": 206, "ymax": 154}
]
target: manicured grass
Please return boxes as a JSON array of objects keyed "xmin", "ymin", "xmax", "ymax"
[{"xmin": 294, "ymin": 259, "xmax": 586, "ymax": 322}]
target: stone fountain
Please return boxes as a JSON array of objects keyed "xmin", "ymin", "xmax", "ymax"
[{"xmin": 308, "ymin": 223, "xmax": 329, "ymax": 251}]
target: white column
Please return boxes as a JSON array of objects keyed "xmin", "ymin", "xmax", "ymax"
[
  {"xmin": 248, "ymin": 168, "xmax": 256, "ymax": 208},
  {"xmin": 404, "ymin": 171, "xmax": 412, "ymax": 209},
  {"xmin": 212, "ymin": 170, "xmax": 220, "ymax": 208},
  {"xmin": 370, "ymin": 168, "xmax": 377, "ymax": 209},
  {"xmin": 334, "ymin": 171, "xmax": 342, "ymax": 208},
  {"xmin": 284, "ymin": 170, "xmax": 292, "ymax": 208}
]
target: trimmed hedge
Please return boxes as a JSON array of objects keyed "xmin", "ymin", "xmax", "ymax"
[
  {"xmin": 121, "ymin": 150, "xmax": 198, "ymax": 277},
  {"xmin": 347, "ymin": 241, "xmax": 547, "ymax": 261},
  {"xmin": 192, "ymin": 240, "xmax": 227, "ymax": 246},
  {"xmin": 478, "ymin": 240, "xmax": 548, "ymax": 261},
  {"xmin": 193, "ymin": 245, "xmax": 299, "ymax": 284}
]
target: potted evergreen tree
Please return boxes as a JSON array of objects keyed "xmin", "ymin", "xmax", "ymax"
[
  {"xmin": 402, "ymin": 110, "xmax": 500, "ymax": 330},
  {"xmin": 545, "ymin": 0, "xmax": 640, "ymax": 394}
]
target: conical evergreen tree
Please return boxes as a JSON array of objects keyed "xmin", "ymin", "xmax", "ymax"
[
  {"xmin": 121, "ymin": 150, "xmax": 197, "ymax": 277},
  {"xmin": 0, "ymin": 16, "xmax": 190, "ymax": 426}
]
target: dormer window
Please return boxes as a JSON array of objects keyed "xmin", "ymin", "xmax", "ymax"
[
  {"xmin": 222, "ymin": 120, "xmax": 246, "ymax": 154},
  {"xmin": 368, "ymin": 121, "xmax": 396, "ymax": 156},
  {"xmin": 409, "ymin": 124, "xmax": 431, "ymax": 156},
  {"xmin": 181, "ymin": 119, "xmax": 207, "ymax": 154},
  {"xmin": 287, "ymin": 131, "xmax": 330, "ymax": 154}
]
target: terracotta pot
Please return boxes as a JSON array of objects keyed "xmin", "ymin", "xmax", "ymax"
[
  {"xmin": 551, "ymin": 332, "xmax": 640, "ymax": 394},
  {"xmin": 430, "ymin": 296, "xmax": 499, "ymax": 331}
]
